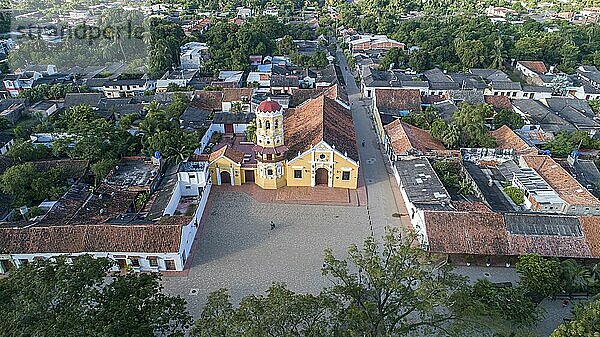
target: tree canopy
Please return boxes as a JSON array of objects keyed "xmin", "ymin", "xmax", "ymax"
[
  {"xmin": 551, "ymin": 297, "xmax": 600, "ymax": 337},
  {"xmin": 0, "ymin": 255, "xmax": 192, "ymax": 337}
]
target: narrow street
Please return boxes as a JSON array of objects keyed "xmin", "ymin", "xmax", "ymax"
[{"xmin": 337, "ymin": 49, "xmax": 405, "ymax": 239}]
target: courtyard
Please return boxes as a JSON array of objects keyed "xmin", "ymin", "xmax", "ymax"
[{"xmin": 161, "ymin": 187, "xmax": 371, "ymax": 317}]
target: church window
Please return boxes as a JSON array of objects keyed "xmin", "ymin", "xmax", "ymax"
[
  {"xmin": 319, "ymin": 154, "xmax": 326, "ymax": 160},
  {"xmin": 342, "ymin": 171, "xmax": 351, "ymax": 181},
  {"xmin": 265, "ymin": 121, "xmax": 270, "ymax": 129},
  {"xmin": 258, "ymin": 120, "xmax": 262, "ymax": 128},
  {"xmin": 294, "ymin": 170, "xmax": 302, "ymax": 179},
  {"xmin": 274, "ymin": 120, "xmax": 278, "ymax": 129},
  {"xmin": 267, "ymin": 169, "xmax": 273, "ymax": 176},
  {"xmin": 267, "ymin": 154, "xmax": 273, "ymax": 160}
]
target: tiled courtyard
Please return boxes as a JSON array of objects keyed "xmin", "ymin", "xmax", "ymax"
[{"xmin": 161, "ymin": 188, "xmax": 371, "ymax": 317}]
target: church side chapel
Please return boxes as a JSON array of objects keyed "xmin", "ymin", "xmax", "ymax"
[{"xmin": 207, "ymin": 87, "xmax": 360, "ymax": 189}]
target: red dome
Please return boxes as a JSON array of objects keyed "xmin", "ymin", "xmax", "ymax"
[{"xmin": 257, "ymin": 99, "xmax": 281, "ymax": 112}]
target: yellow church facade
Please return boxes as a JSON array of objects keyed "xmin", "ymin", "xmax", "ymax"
[{"xmin": 207, "ymin": 88, "xmax": 360, "ymax": 190}]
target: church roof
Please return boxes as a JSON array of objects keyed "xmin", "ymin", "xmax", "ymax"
[
  {"xmin": 257, "ymin": 99, "xmax": 282, "ymax": 112},
  {"xmin": 209, "ymin": 145, "xmax": 244, "ymax": 164},
  {"xmin": 284, "ymin": 94, "xmax": 358, "ymax": 161}
]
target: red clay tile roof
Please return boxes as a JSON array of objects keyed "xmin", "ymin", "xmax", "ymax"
[
  {"xmin": 484, "ymin": 95, "xmax": 512, "ymax": 111},
  {"xmin": 290, "ymin": 84, "xmax": 348, "ymax": 108},
  {"xmin": 425, "ymin": 211, "xmax": 509, "ymax": 255},
  {"xmin": 257, "ymin": 99, "xmax": 282, "ymax": 112},
  {"xmin": 490, "ymin": 125, "xmax": 537, "ymax": 155},
  {"xmin": 425, "ymin": 210, "xmax": 596, "ymax": 258},
  {"xmin": 0, "ymin": 224, "xmax": 183, "ymax": 254},
  {"xmin": 580, "ymin": 216, "xmax": 600, "ymax": 258},
  {"xmin": 507, "ymin": 234, "xmax": 592, "ymax": 258},
  {"xmin": 284, "ymin": 94, "xmax": 358, "ymax": 161},
  {"xmin": 522, "ymin": 155, "xmax": 600, "ymax": 206},
  {"xmin": 193, "ymin": 90, "xmax": 223, "ymax": 111},
  {"xmin": 222, "ymin": 88, "xmax": 253, "ymax": 103},
  {"xmin": 518, "ymin": 61, "xmax": 548, "ymax": 75},
  {"xmin": 322, "ymin": 84, "xmax": 349, "ymax": 106},
  {"xmin": 451, "ymin": 201, "xmax": 493, "ymax": 213},
  {"xmin": 384, "ymin": 119, "xmax": 445, "ymax": 155},
  {"xmin": 375, "ymin": 89, "xmax": 421, "ymax": 113},
  {"xmin": 209, "ymin": 145, "xmax": 244, "ymax": 164}
]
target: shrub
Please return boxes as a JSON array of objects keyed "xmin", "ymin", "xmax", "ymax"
[{"xmin": 504, "ymin": 186, "xmax": 525, "ymax": 205}]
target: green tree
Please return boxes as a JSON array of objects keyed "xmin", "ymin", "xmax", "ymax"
[
  {"xmin": 5, "ymin": 139, "xmax": 53, "ymax": 163},
  {"xmin": 401, "ymin": 107, "xmax": 440, "ymax": 130},
  {"xmin": 192, "ymin": 285, "xmax": 338, "ymax": 337},
  {"xmin": 0, "ymin": 163, "xmax": 66, "ymax": 207},
  {"xmin": 408, "ymin": 50, "xmax": 431, "ymax": 73},
  {"xmin": 322, "ymin": 228, "xmax": 468, "ymax": 336},
  {"xmin": 378, "ymin": 47, "xmax": 407, "ymax": 71},
  {"xmin": 144, "ymin": 129, "xmax": 198, "ymax": 161},
  {"xmin": 452, "ymin": 104, "xmax": 496, "ymax": 148},
  {"xmin": 454, "ymin": 38, "xmax": 486, "ymax": 69},
  {"xmin": 451, "ymin": 278, "xmax": 539, "ymax": 336},
  {"xmin": 516, "ymin": 254, "xmax": 563, "ymax": 301},
  {"xmin": 493, "ymin": 109, "xmax": 525, "ymax": 130},
  {"xmin": 310, "ymin": 50, "xmax": 329, "ymax": 68},
  {"xmin": 560, "ymin": 260, "xmax": 594, "ymax": 293},
  {"xmin": 147, "ymin": 18, "xmax": 185, "ymax": 78},
  {"xmin": 91, "ymin": 158, "xmax": 118, "ymax": 186},
  {"xmin": 590, "ymin": 100, "xmax": 600, "ymax": 114},
  {"xmin": 0, "ymin": 118, "xmax": 10, "ymax": 131},
  {"xmin": 277, "ymin": 34, "xmax": 296, "ymax": 55},
  {"xmin": 558, "ymin": 42, "xmax": 580, "ymax": 73},
  {"xmin": 550, "ymin": 297, "xmax": 600, "ymax": 337},
  {"xmin": 0, "ymin": 255, "xmax": 192, "ymax": 337}
]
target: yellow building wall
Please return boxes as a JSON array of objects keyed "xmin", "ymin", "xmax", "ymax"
[
  {"xmin": 208, "ymin": 157, "xmax": 242, "ymax": 186},
  {"xmin": 372, "ymin": 109, "xmax": 386, "ymax": 143},
  {"xmin": 255, "ymin": 172, "xmax": 287, "ymax": 189},
  {"xmin": 285, "ymin": 149, "xmax": 359, "ymax": 189}
]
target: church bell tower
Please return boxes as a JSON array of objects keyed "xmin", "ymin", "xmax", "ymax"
[{"xmin": 254, "ymin": 98, "xmax": 287, "ymax": 189}]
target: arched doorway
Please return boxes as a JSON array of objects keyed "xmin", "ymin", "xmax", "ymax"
[
  {"xmin": 315, "ymin": 168, "xmax": 329, "ymax": 186},
  {"xmin": 220, "ymin": 171, "xmax": 231, "ymax": 184}
]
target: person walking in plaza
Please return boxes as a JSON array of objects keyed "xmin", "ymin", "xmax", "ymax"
[
  {"xmin": 361, "ymin": 139, "xmax": 365, "ymax": 147},
  {"xmin": 270, "ymin": 221, "xmax": 275, "ymax": 230}
]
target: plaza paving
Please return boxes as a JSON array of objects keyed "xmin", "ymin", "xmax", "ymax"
[{"xmin": 161, "ymin": 188, "xmax": 371, "ymax": 317}]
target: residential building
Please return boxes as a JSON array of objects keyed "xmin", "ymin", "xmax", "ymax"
[
  {"xmin": 180, "ymin": 42, "xmax": 208, "ymax": 70},
  {"xmin": 516, "ymin": 61, "xmax": 548, "ymax": 85},
  {"xmin": 393, "ymin": 158, "xmax": 454, "ymax": 245},
  {"xmin": 0, "ymin": 99, "xmax": 25, "ymax": 124},
  {"xmin": 347, "ymin": 34, "xmax": 405, "ymax": 52},
  {"xmin": 372, "ymin": 88, "xmax": 422, "ymax": 141},
  {"xmin": 520, "ymin": 155, "xmax": 600, "ymax": 216},
  {"xmin": 0, "ymin": 132, "xmax": 14, "ymax": 155},
  {"xmin": 221, "ymin": 88, "xmax": 253, "ymax": 113},
  {"xmin": 102, "ymin": 77, "xmax": 153, "ymax": 98},
  {"xmin": 214, "ymin": 71, "xmax": 244, "ymax": 88},
  {"xmin": 156, "ymin": 69, "xmax": 199, "ymax": 92},
  {"xmin": 383, "ymin": 119, "xmax": 447, "ymax": 162}
]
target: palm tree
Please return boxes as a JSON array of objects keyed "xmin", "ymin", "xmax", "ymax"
[
  {"xmin": 490, "ymin": 36, "xmax": 504, "ymax": 69},
  {"xmin": 458, "ymin": 179, "xmax": 473, "ymax": 195},
  {"xmin": 246, "ymin": 119, "xmax": 257, "ymax": 143},
  {"xmin": 561, "ymin": 260, "xmax": 594, "ymax": 292},
  {"xmin": 231, "ymin": 101, "xmax": 243, "ymax": 113}
]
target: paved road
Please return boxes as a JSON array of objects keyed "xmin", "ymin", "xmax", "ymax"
[{"xmin": 337, "ymin": 49, "xmax": 403, "ymax": 239}]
